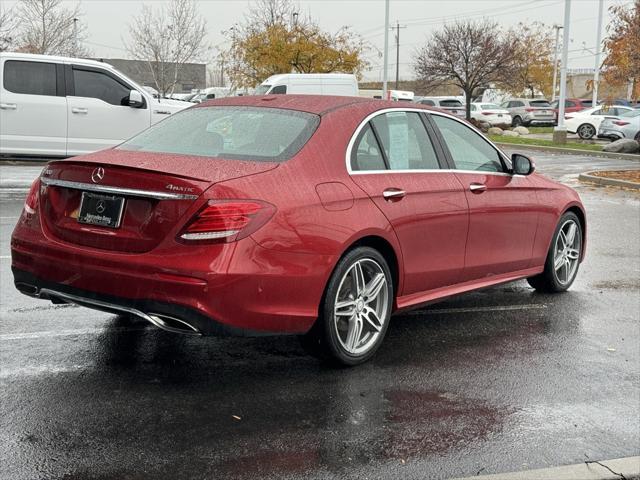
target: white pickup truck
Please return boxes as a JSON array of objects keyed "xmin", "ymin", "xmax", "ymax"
[{"xmin": 0, "ymin": 52, "xmax": 189, "ymax": 158}]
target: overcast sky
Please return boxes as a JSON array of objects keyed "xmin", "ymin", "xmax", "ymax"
[{"xmin": 5, "ymin": 0, "xmax": 630, "ymax": 80}]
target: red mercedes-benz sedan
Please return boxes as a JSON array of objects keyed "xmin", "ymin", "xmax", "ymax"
[{"xmin": 12, "ymin": 95, "xmax": 586, "ymax": 365}]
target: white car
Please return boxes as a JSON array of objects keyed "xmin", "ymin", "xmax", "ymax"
[
  {"xmin": 470, "ymin": 103, "xmax": 512, "ymax": 126},
  {"xmin": 564, "ymin": 105, "xmax": 634, "ymax": 139},
  {"xmin": 0, "ymin": 52, "xmax": 190, "ymax": 158}
]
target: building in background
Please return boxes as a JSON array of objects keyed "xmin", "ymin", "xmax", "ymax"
[{"xmin": 92, "ymin": 58, "xmax": 206, "ymax": 93}]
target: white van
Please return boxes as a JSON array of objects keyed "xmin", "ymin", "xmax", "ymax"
[
  {"xmin": 0, "ymin": 52, "xmax": 189, "ymax": 158},
  {"xmin": 389, "ymin": 90, "xmax": 414, "ymax": 102},
  {"xmin": 254, "ymin": 73, "xmax": 359, "ymax": 96}
]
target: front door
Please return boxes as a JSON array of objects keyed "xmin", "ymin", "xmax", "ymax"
[
  {"xmin": 67, "ymin": 65, "xmax": 150, "ymax": 155},
  {"xmin": 348, "ymin": 110, "xmax": 468, "ymax": 295},
  {"xmin": 430, "ymin": 114, "xmax": 539, "ymax": 281}
]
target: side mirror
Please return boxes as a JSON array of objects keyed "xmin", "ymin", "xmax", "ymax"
[
  {"xmin": 128, "ymin": 90, "xmax": 144, "ymax": 108},
  {"xmin": 511, "ymin": 153, "xmax": 535, "ymax": 175}
]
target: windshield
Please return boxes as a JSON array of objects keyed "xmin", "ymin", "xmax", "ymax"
[
  {"xmin": 530, "ymin": 100, "xmax": 551, "ymax": 108},
  {"xmin": 118, "ymin": 106, "xmax": 320, "ymax": 162},
  {"xmin": 254, "ymin": 84, "xmax": 271, "ymax": 95}
]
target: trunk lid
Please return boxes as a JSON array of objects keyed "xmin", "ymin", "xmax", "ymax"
[{"xmin": 39, "ymin": 149, "xmax": 278, "ymax": 252}]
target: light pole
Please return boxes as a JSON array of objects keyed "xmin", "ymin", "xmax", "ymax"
[
  {"xmin": 592, "ymin": 0, "xmax": 604, "ymax": 106},
  {"xmin": 551, "ymin": 24, "xmax": 562, "ymax": 102},
  {"xmin": 553, "ymin": 0, "xmax": 571, "ymax": 144},
  {"xmin": 382, "ymin": 0, "xmax": 390, "ymax": 100}
]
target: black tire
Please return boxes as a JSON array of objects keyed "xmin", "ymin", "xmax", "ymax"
[
  {"xmin": 299, "ymin": 246, "xmax": 393, "ymax": 366},
  {"xmin": 512, "ymin": 116, "xmax": 523, "ymax": 127},
  {"xmin": 634, "ymin": 131, "xmax": 640, "ymax": 142},
  {"xmin": 577, "ymin": 123, "xmax": 596, "ymax": 139},
  {"xmin": 528, "ymin": 212, "xmax": 583, "ymax": 293}
]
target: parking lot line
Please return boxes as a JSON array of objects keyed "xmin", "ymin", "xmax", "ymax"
[{"xmin": 404, "ymin": 304, "xmax": 547, "ymax": 316}]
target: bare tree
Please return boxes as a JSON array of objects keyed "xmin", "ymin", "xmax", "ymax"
[
  {"xmin": 126, "ymin": 0, "xmax": 209, "ymax": 96},
  {"xmin": 0, "ymin": 4, "xmax": 19, "ymax": 52},
  {"xmin": 414, "ymin": 20, "xmax": 518, "ymax": 120},
  {"xmin": 16, "ymin": 0, "xmax": 89, "ymax": 56}
]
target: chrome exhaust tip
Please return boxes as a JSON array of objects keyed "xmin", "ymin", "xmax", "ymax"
[
  {"xmin": 15, "ymin": 282, "xmax": 40, "ymax": 297},
  {"xmin": 146, "ymin": 313, "xmax": 201, "ymax": 336}
]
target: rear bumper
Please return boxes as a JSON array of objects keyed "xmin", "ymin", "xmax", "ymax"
[
  {"xmin": 11, "ymin": 221, "xmax": 336, "ymax": 336},
  {"xmin": 597, "ymin": 128, "xmax": 624, "ymax": 140}
]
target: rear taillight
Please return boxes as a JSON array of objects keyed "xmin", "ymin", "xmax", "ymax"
[
  {"xmin": 525, "ymin": 108, "xmax": 536, "ymax": 112},
  {"xmin": 613, "ymin": 121, "xmax": 629, "ymax": 126},
  {"xmin": 179, "ymin": 200, "xmax": 275, "ymax": 243},
  {"xmin": 565, "ymin": 115, "xmax": 573, "ymax": 120},
  {"xmin": 481, "ymin": 112, "xmax": 493, "ymax": 116},
  {"xmin": 24, "ymin": 178, "xmax": 41, "ymax": 215}
]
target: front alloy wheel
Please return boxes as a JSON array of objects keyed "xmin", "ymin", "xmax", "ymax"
[
  {"xmin": 300, "ymin": 247, "xmax": 393, "ymax": 366},
  {"xmin": 528, "ymin": 212, "xmax": 583, "ymax": 292}
]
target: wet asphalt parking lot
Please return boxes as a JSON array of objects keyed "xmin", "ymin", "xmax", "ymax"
[{"xmin": 1, "ymin": 150, "xmax": 639, "ymax": 480}]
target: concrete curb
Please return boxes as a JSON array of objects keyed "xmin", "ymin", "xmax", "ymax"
[
  {"xmin": 495, "ymin": 142, "xmax": 640, "ymax": 161},
  {"xmin": 579, "ymin": 170, "xmax": 640, "ymax": 190},
  {"xmin": 453, "ymin": 455, "xmax": 640, "ymax": 480}
]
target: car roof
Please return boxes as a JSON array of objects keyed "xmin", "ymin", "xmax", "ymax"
[
  {"xmin": 0, "ymin": 51, "xmax": 116, "ymax": 70},
  {"xmin": 197, "ymin": 94, "xmax": 437, "ymax": 116}
]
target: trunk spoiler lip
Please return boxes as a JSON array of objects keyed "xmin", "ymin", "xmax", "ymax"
[{"xmin": 39, "ymin": 177, "xmax": 199, "ymax": 201}]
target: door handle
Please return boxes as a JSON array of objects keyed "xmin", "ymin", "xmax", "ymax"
[
  {"xmin": 0, "ymin": 103, "xmax": 17, "ymax": 110},
  {"xmin": 383, "ymin": 188, "xmax": 406, "ymax": 201},
  {"xmin": 72, "ymin": 107, "xmax": 88, "ymax": 114},
  {"xmin": 469, "ymin": 183, "xmax": 487, "ymax": 193}
]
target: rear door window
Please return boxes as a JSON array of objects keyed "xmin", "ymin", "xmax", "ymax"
[
  {"xmin": 351, "ymin": 124, "xmax": 386, "ymax": 171},
  {"xmin": 3, "ymin": 60, "xmax": 57, "ymax": 96},
  {"xmin": 371, "ymin": 111, "xmax": 440, "ymax": 170},
  {"xmin": 72, "ymin": 68, "xmax": 131, "ymax": 105},
  {"xmin": 270, "ymin": 85, "xmax": 287, "ymax": 94}
]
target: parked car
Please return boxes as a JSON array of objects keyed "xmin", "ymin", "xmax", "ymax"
[
  {"xmin": 564, "ymin": 105, "xmax": 634, "ymax": 139},
  {"xmin": 12, "ymin": 95, "xmax": 586, "ymax": 366},
  {"xmin": 416, "ymin": 97, "xmax": 466, "ymax": 118},
  {"xmin": 0, "ymin": 52, "xmax": 189, "ymax": 158},
  {"xmin": 550, "ymin": 98, "xmax": 592, "ymax": 121},
  {"xmin": 254, "ymin": 73, "xmax": 359, "ymax": 96},
  {"xmin": 598, "ymin": 109, "xmax": 640, "ymax": 141},
  {"xmin": 500, "ymin": 98, "xmax": 555, "ymax": 126},
  {"xmin": 388, "ymin": 89, "xmax": 414, "ymax": 102},
  {"xmin": 470, "ymin": 103, "xmax": 512, "ymax": 126}
]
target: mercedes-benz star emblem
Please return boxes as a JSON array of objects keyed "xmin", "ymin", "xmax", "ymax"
[
  {"xmin": 95, "ymin": 200, "xmax": 106, "ymax": 214},
  {"xmin": 91, "ymin": 167, "xmax": 105, "ymax": 184}
]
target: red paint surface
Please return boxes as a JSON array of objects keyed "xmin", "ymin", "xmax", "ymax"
[{"xmin": 11, "ymin": 95, "xmax": 586, "ymax": 334}]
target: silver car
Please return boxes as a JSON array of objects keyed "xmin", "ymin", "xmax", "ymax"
[
  {"xmin": 598, "ymin": 109, "xmax": 640, "ymax": 141},
  {"xmin": 500, "ymin": 98, "xmax": 556, "ymax": 127}
]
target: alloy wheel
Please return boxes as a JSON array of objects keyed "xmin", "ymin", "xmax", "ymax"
[
  {"xmin": 553, "ymin": 219, "xmax": 581, "ymax": 285},
  {"xmin": 333, "ymin": 258, "xmax": 389, "ymax": 355},
  {"xmin": 577, "ymin": 124, "xmax": 595, "ymax": 139}
]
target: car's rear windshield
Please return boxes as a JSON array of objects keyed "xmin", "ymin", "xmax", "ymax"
[
  {"xmin": 118, "ymin": 106, "xmax": 320, "ymax": 162},
  {"xmin": 480, "ymin": 103, "xmax": 501, "ymax": 110},
  {"xmin": 439, "ymin": 100, "xmax": 463, "ymax": 107},
  {"xmin": 530, "ymin": 100, "xmax": 551, "ymax": 107}
]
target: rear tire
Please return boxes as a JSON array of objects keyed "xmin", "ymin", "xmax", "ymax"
[
  {"xmin": 299, "ymin": 247, "xmax": 393, "ymax": 366},
  {"xmin": 528, "ymin": 212, "xmax": 583, "ymax": 293},
  {"xmin": 577, "ymin": 123, "xmax": 596, "ymax": 139},
  {"xmin": 512, "ymin": 116, "xmax": 523, "ymax": 127},
  {"xmin": 635, "ymin": 131, "xmax": 640, "ymax": 142}
]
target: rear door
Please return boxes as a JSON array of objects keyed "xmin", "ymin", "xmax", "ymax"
[
  {"xmin": 0, "ymin": 58, "xmax": 67, "ymax": 156},
  {"xmin": 429, "ymin": 113, "xmax": 539, "ymax": 280},
  {"xmin": 348, "ymin": 110, "xmax": 468, "ymax": 295},
  {"xmin": 66, "ymin": 64, "xmax": 150, "ymax": 155}
]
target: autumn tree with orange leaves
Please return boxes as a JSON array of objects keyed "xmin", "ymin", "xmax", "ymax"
[
  {"xmin": 226, "ymin": 0, "xmax": 368, "ymax": 89},
  {"xmin": 602, "ymin": 0, "xmax": 639, "ymax": 100}
]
